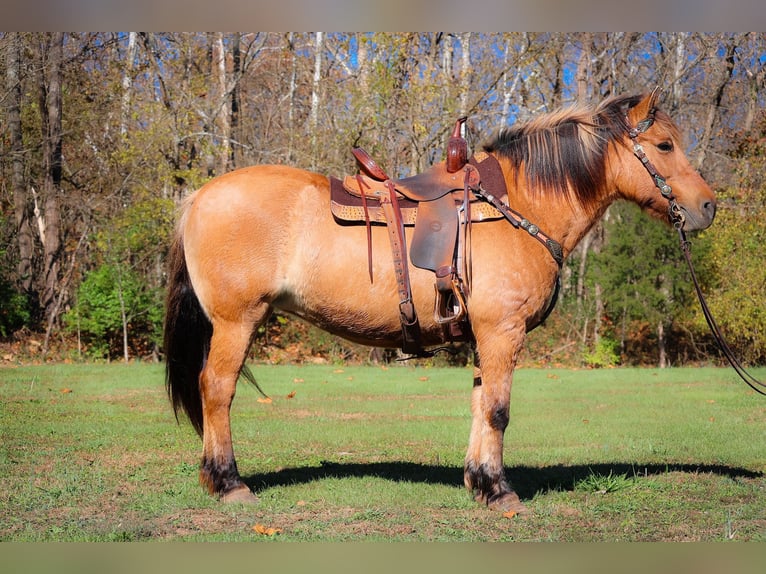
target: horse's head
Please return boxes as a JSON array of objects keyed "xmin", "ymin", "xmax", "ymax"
[{"xmin": 620, "ymin": 89, "xmax": 716, "ymax": 231}]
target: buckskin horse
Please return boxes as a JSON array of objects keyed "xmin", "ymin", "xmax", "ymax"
[{"xmin": 163, "ymin": 91, "xmax": 716, "ymax": 513}]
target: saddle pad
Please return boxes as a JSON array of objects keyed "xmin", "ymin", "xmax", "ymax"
[{"xmin": 330, "ymin": 177, "xmax": 503, "ymax": 225}]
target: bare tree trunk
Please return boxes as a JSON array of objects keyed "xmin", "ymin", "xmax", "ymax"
[
  {"xmin": 442, "ymin": 33, "xmax": 453, "ymax": 79},
  {"xmin": 576, "ymin": 33, "xmax": 592, "ymax": 101},
  {"xmin": 694, "ymin": 36, "xmax": 736, "ymax": 169},
  {"xmin": 6, "ymin": 33, "xmax": 34, "ymax": 296},
  {"xmin": 670, "ymin": 32, "xmax": 688, "ymax": 111},
  {"xmin": 38, "ymin": 32, "xmax": 65, "ymax": 333},
  {"xmin": 575, "ymin": 229, "xmax": 593, "ymax": 347},
  {"xmin": 458, "ymin": 32, "xmax": 472, "ymax": 116},
  {"xmin": 500, "ymin": 41, "xmax": 513, "ymax": 125},
  {"xmin": 356, "ymin": 32, "xmax": 374, "ymax": 145},
  {"xmin": 357, "ymin": 33, "xmax": 369, "ymax": 96},
  {"xmin": 286, "ymin": 33, "xmax": 297, "ymax": 164},
  {"xmin": 120, "ymin": 32, "xmax": 137, "ymax": 136},
  {"xmin": 742, "ymin": 32, "xmax": 764, "ymax": 133},
  {"xmin": 658, "ymin": 321, "xmax": 667, "ymax": 368},
  {"xmin": 230, "ymin": 32, "xmax": 241, "ymax": 168},
  {"xmin": 593, "ymin": 283, "xmax": 603, "ymax": 345},
  {"xmin": 213, "ymin": 32, "xmax": 231, "ymax": 175},
  {"xmin": 116, "ymin": 267, "xmax": 130, "ymax": 364},
  {"xmin": 309, "ymin": 31, "xmax": 324, "ymax": 169}
]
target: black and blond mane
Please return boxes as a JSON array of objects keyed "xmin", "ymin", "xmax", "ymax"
[{"xmin": 483, "ymin": 94, "xmax": 678, "ymax": 211}]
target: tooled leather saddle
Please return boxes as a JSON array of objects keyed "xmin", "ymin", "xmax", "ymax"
[{"xmin": 329, "ymin": 117, "xmax": 509, "ymax": 357}]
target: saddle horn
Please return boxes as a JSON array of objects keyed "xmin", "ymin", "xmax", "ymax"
[{"xmin": 446, "ymin": 116, "xmax": 468, "ymax": 173}]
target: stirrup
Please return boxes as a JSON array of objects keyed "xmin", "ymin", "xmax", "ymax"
[{"xmin": 434, "ymin": 279, "xmax": 467, "ymax": 325}]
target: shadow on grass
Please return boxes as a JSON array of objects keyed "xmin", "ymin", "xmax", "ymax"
[{"xmin": 244, "ymin": 461, "xmax": 762, "ymax": 501}]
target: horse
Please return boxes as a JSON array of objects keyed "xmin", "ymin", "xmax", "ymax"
[{"xmin": 163, "ymin": 90, "xmax": 716, "ymax": 513}]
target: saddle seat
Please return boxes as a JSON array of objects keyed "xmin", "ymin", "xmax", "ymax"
[{"xmin": 347, "ymin": 147, "xmax": 480, "ymax": 202}]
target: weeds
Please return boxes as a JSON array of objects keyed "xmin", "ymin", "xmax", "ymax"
[{"xmin": 575, "ymin": 468, "xmax": 633, "ymax": 494}]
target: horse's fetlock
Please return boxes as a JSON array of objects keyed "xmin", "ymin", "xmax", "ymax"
[
  {"xmin": 200, "ymin": 456, "xmax": 244, "ymax": 496},
  {"xmin": 464, "ymin": 460, "xmax": 515, "ymax": 507}
]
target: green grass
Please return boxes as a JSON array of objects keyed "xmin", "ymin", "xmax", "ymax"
[{"xmin": 0, "ymin": 363, "xmax": 764, "ymax": 541}]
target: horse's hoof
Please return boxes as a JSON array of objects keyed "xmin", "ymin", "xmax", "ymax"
[
  {"xmin": 221, "ymin": 485, "xmax": 259, "ymax": 504},
  {"xmin": 487, "ymin": 492, "xmax": 528, "ymax": 514}
]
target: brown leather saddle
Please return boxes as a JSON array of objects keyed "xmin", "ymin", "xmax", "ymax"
[{"xmin": 330, "ymin": 118, "xmax": 507, "ymax": 357}]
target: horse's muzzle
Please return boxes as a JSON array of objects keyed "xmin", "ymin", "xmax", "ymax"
[{"xmin": 681, "ymin": 198, "xmax": 717, "ymax": 231}]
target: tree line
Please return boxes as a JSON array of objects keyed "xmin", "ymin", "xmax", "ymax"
[{"xmin": 1, "ymin": 32, "xmax": 764, "ymax": 366}]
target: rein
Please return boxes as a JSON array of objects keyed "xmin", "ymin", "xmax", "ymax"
[{"xmin": 628, "ymin": 114, "xmax": 766, "ymax": 396}]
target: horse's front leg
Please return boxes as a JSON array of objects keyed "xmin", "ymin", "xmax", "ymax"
[
  {"xmin": 199, "ymin": 318, "xmax": 258, "ymax": 504},
  {"xmin": 464, "ymin": 330, "xmax": 527, "ymax": 513}
]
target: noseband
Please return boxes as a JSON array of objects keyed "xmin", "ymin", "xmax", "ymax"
[{"xmin": 627, "ymin": 110, "xmax": 766, "ymax": 396}]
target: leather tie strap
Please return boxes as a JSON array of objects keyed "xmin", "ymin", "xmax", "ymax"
[
  {"xmin": 355, "ymin": 174, "xmax": 374, "ymax": 283},
  {"xmin": 379, "ymin": 181, "xmax": 422, "ymax": 355}
]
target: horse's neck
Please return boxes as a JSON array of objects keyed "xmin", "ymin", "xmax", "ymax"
[{"xmin": 499, "ymin": 165, "xmax": 613, "ymax": 259}]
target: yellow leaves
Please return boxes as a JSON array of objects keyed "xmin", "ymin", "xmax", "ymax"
[
  {"xmin": 286, "ymin": 390, "xmax": 297, "ymax": 399},
  {"xmin": 503, "ymin": 510, "xmax": 518, "ymax": 519},
  {"xmin": 256, "ymin": 397, "xmax": 272, "ymax": 404},
  {"xmin": 252, "ymin": 523, "xmax": 282, "ymax": 536},
  {"xmin": 60, "ymin": 388, "xmax": 73, "ymax": 394}
]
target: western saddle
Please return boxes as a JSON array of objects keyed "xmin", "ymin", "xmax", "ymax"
[{"xmin": 330, "ymin": 117, "xmax": 563, "ymax": 357}]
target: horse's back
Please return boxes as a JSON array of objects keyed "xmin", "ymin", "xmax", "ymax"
[{"xmin": 181, "ymin": 165, "xmax": 330, "ymax": 319}]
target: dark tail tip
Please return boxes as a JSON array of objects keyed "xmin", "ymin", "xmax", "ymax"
[{"xmin": 163, "ymin": 234, "xmax": 211, "ymax": 437}]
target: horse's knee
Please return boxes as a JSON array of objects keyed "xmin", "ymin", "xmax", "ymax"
[{"xmin": 489, "ymin": 403, "xmax": 509, "ymax": 431}]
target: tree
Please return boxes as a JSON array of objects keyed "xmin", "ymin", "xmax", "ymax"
[
  {"xmin": 591, "ymin": 202, "xmax": 695, "ymax": 367},
  {"xmin": 36, "ymin": 33, "xmax": 65, "ymax": 333},
  {"xmin": 64, "ymin": 197, "xmax": 174, "ymax": 361},
  {"xmin": 692, "ymin": 110, "xmax": 766, "ymax": 364},
  {"xmin": 5, "ymin": 33, "xmax": 34, "ymax": 298}
]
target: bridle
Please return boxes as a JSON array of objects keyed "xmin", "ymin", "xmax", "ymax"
[{"xmin": 628, "ymin": 107, "xmax": 766, "ymax": 396}]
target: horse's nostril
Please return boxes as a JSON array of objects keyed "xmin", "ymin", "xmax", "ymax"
[{"xmin": 702, "ymin": 200, "xmax": 716, "ymax": 218}]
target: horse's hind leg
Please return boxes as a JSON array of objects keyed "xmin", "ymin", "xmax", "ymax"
[{"xmin": 199, "ymin": 312, "xmax": 264, "ymax": 504}]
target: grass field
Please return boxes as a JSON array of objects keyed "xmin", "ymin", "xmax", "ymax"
[{"xmin": 1, "ymin": 362, "xmax": 764, "ymax": 541}]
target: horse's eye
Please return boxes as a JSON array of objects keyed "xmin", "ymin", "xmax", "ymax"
[{"xmin": 657, "ymin": 141, "xmax": 674, "ymax": 152}]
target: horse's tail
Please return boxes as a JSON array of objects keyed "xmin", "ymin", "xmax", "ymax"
[{"xmin": 163, "ymin": 228, "xmax": 210, "ymax": 437}]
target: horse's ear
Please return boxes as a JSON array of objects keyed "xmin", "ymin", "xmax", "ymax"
[{"xmin": 627, "ymin": 87, "xmax": 662, "ymax": 127}]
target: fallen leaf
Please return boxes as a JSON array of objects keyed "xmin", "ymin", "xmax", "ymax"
[
  {"xmin": 257, "ymin": 397, "xmax": 273, "ymax": 404},
  {"xmin": 582, "ymin": 419, "xmax": 589, "ymax": 424},
  {"xmin": 503, "ymin": 510, "xmax": 518, "ymax": 519},
  {"xmin": 293, "ymin": 378, "xmax": 304, "ymax": 383},
  {"xmin": 61, "ymin": 388, "xmax": 73, "ymax": 394},
  {"xmin": 252, "ymin": 523, "xmax": 282, "ymax": 536},
  {"xmin": 286, "ymin": 390, "xmax": 296, "ymax": 399},
  {"xmin": 296, "ymin": 500, "xmax": 306, "ymax": 507},
  {"xmin": 419, "ymin": 376, "xmax": 429, "ymax": 381},
  {"xmin": 333, "ymin": 369, "xmax": 344, "ymax": 374}
]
